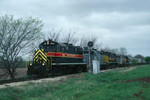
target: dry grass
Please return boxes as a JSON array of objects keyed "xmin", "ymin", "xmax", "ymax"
[
  {"xmin": 15, "ymin": 68, "xmax": 27, "ymax": 78},
  {"xmin": 0, "ymin": 68, "xmax": 27, "ymax": 80}
]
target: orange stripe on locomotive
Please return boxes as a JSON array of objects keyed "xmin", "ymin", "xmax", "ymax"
[{"xmin": 46, "ymin": 52, "xmax": 83, "ymax": 58}]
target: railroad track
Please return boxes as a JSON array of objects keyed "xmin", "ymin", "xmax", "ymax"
[
  {"xmin": 0, "ymin": 73, "xmax": 78, "ymax": 85},
  {"xmin": 0, "ymin": 77, "xmax": 45, "ymax": 85}
]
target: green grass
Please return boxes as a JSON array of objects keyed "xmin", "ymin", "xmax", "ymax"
[{"xmin": 0, "ymin": 65, "xmax": 150, "ymax": 100}]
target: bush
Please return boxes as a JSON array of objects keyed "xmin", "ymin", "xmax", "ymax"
[{"xmin": 145, "ymin": 56, "xmax": 150, "ymax": 63}]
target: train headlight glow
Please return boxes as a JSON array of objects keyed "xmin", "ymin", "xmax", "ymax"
[
  {"xmin": 42, "ymin": 63, "xmax": 45, "ymax": 66},
  {"xmin": 30, "ymin": 63, "xmax": 32, "ymax": 66}
]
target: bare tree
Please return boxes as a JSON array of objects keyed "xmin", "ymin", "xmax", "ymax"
[
  {"xmin": 128, "ymin": 54, "xmax": 133, "ymax": 57},
  {"xmin": 45, "ymin": 28, "xmax": 62, "ymax": 42},
  {"xmin": 62, "ymin": 29, "xmax": 78, "ymax": 45},
  {"xmin": 0, "ymin": 15, "xmax": 43, "ymax": 79},
  {"xmin": 79, "ymin": 36, "xmax": 88, "ymax": 48},
  {"xmin": 111, "ymin": 48, "xmax": 119, "ymax": 54},
  {"xmin": 79, "ymin": 35, "xmax": 102, "ymax": 49},
  {"xmin": 119, "ymin": 47, "xmax": 127, "ymax": 55},
  {"xmin": 90, "ymin": 36, "xmax": 97, "ymax": 45},
  {"xmin": 103, "ymin": 47, "xmax": 111, "ymax": 52},
  {"xmin": 94, "ymin": 42, "xmax": 102, "ymax": 51}
]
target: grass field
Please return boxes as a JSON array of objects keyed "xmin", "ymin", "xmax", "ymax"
[{"xmin": 0, "ymin": 65, "xmax": 150, "ymax": 100}]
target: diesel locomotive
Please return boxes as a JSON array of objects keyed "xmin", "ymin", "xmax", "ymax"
[
  {"xmin": 27, "ymin": 39, "xmax": 131, "ymax": 76},
  {"xmin": 27, "ymin": 39, "xmax": 87, "ymax": 76}
]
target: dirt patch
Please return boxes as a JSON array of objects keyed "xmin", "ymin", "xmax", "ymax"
[
  {"xmin": 126, "ymin": 77, "xmax": 150, "ymax": 83},
  {"xmin": 120, "ymin": 67, "xmax": 137, "ymax": 73}
]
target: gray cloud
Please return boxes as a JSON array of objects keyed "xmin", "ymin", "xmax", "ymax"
[{"xmin": 0, "ymin": 0, "xmax": 150, "ymax": 56}]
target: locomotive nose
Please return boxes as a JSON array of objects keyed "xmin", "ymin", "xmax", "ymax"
[
  {"xmin": 34, "ymin": 49, "xmax": 48, "ymax": 64},
  {"xmin": 27, "ymin": 49, "xmax": 49, "ymax": 76}
]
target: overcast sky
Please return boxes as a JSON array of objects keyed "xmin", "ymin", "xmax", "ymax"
[{"xmin": 0, "ymin": 0, "xmax": 150, "ymax": 56}]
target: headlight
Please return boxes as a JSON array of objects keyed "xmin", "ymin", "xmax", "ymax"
[
  {"xmin": 30, "ymin": 63, "xmax": 32, "ymax": 66},
  {"xmin": 42, "ymin": 63, "xmax": 45, "ymax": 66}
]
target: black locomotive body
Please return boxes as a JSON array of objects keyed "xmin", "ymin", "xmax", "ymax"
[{"xmin": 27, "ymin": 39, "xmax": 87, "ymax": 76}]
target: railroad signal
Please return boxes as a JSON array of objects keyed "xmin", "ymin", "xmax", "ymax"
[
  {"xmin": 87, "ymin": 41, "xmax": 94, "ymax": 73},
  {"xmin": 88, "ymin": 41, "xmax": 94, "ymax": 48}
]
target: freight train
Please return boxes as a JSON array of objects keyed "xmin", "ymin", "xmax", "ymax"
[{"xmin": 27, "ymin": 39, "xmax": 145, "ymax": 76}]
